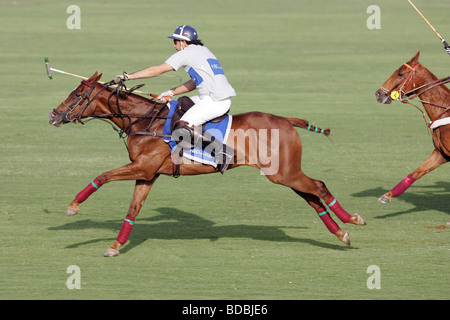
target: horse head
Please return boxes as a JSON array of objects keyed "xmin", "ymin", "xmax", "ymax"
[
  {"xmin": 375, "ymin": 51, "xmax": 421, "ymax": 104},
  {"xmin": 49, "ymin": 72, "xmax": 103, "ymax": 127}
]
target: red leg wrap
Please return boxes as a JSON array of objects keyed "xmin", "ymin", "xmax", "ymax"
[
  {"xmin": 75, "ymin": 178, "xmax": 103, "ymax": 203},
  {"xmin": 326, "ymin": 196, "xmax": 351, "ymax": 223},
  {"xmin": 116, "ymin": 216, "xmax": 135, "ymax": 245},
  {"xmin": 316, "ymin": 208, "xmax": 340, "ymax": 234},
  {"xmin": 391, "ymin": 174, "xmax": 416, "ymax": 197}
]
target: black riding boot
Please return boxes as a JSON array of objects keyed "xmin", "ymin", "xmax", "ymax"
[
  {"xmin": 193, "ymin": 128, "xmax": 234, "ymax": 174},
  {"xmin": 173, "ymin": 121, "xmax": 195, "ymax": 149},
  {"xmin": 173, "ymin": 121, "xmax": 234, "ymax": 174}
]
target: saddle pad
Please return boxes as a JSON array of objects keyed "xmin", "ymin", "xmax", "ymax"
[
  {"xmin": 163, "ymin": 100, "xmax": 233, "ymax": 167},
  {"xmin": 430, "ymin": 117, "xmax": 450, "ymax": 129}
]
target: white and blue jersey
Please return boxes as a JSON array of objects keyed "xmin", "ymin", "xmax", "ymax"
[{"xmin": 165, "ymin": 45, "xmax": 236, "ymax": 101}]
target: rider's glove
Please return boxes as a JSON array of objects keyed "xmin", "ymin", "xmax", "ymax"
[
  {"xmin": 158, "ymin": 89, "xmax": 174, "ymax": 100},
  {"xmin": 114, "ymin": 72, "xmax": 130, "ymax": 84}
]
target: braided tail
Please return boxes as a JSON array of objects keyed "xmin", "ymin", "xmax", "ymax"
[{"xmin": 286, "ymin": 117, "xmax": 330, "ymax": 136}]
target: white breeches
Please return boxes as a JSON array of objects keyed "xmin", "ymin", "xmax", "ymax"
[{"xmin": 180, "ymin": 95, "xmax": 231, "ymax": 126}]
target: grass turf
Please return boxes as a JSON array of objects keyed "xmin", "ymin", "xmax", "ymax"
[{"xmin": 0, "ymin": 0, "xmax": 448, "ymax": 300}]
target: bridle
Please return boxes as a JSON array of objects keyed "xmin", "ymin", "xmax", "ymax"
[
  {"xmin": 52, "ymin": 79, "xmax": 172, "ymax": 144},
  {"xmin": 51, "ymin": 80, "xmax": 108, "ymax": 125},
  {"xmin": 379, "ymin": 62, "xmax": 420, "ymax": 101},
  {"xmin": 379, "ymin": 62, "xmax": 450, "ymax": 130}
]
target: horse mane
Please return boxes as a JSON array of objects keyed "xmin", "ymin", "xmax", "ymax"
[
  {"xmin": 104, "ymin": 82, "xmax": 166, "ymax": 109},
  {"xmin": 420, "ymin": 65, "xmax": 450, "ymax": 95},
  {"xmin": 84, "ymin": 80, "xmax": 169, "ymax": 136},
  {"xmin": 95, "ymin": 81, "xmax": 168, "ymax": 118}
]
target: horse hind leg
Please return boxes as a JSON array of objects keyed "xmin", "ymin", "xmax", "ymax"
[
  {"xmin": 292, "ymin": 189, "xmax": 351, "ymax": 245},
  {"xmin": 284, "ymin": 173, "xmax": 365, "ymax": 223},
  {"xmin": 378, "ymin": 149, "xmax": 448, "ymax": 203},
  {"xmin": 282, "ymin": 173, "xmax": 366, "ymax": 244},
  {"xmin": 256, "ymin": 120, "xmax": 364, "ymax": 244}
]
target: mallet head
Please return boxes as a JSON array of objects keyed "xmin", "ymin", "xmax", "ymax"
[{"xmin": 45, "ymin": 57, "xmax": 53, "ymax": 79}]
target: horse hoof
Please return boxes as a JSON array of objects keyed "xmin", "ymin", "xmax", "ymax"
[
  {"xmin": 378, "ymin": 195, "xmax": 392, "ymax": 204},
  {"xmin": 104, "ymin": 247, "xmax": 120, "ymax": 257},
  {"xmin": 335, "ymin": 230, "xmax": 351, "ymax": 245},
  {"xmin": 350, "ymin": 213, "xmax": 366, "ymax": 226},
  {"xmin": 341, "ymin": 231, "xmax": 350, "ymax": 245},
  {"xmin": 65, "ymin": 207, "xmax": 79, "ymax": 216}
]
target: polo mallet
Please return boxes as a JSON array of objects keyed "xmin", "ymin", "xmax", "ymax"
[
  {"xmin": 44, "ymin": 57, "xmax": 170, "ymax": 101},
  {"xmin": 407, "ymin": 0, "xmax": 450, "ymax": 55},
  {"xmin": 45, "ymin": 57, "xmax": 90, "ymax": 81}
]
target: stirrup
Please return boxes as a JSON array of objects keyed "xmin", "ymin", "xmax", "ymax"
[
  {"xmin": 171, "ymin": 147, "xmax": 183, "ymax": 178},
  {"xmin": 219, "ymin": 150, "xmax": 234, "ymax": 174},
  {"xmin": 193, "ymin": 128, "xmax": 235, "ymax": 174}
]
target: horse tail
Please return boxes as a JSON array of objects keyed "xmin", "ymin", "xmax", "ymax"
[{"xmin": 286, "ymin": 117, "xmax": 331, "ymax": 136}]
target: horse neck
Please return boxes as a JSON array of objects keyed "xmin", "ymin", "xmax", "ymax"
[
  {"xmin": 92, "ymin": 87, "xmax": 167, "ymax": 132},
  {"xmin": 415, "ymin": 65, "xmax": 450, "ymax": 121}
]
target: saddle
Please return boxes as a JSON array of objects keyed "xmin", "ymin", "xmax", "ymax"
[
  {"xmin": 170, "ymin": 96, "xmax": 228, "ymax": 132},
  {"xmin": 170, "ymin": 96, "xmax": 230, "ymax": 178}
]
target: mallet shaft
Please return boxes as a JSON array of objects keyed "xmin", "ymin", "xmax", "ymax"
[
  {"xmin": 407, "ymin": 0, "xmax": 450, "ymax": 54},
  {"xmin": 50, "ymin": 67, "xmax": 89, "ymax": 81},
  {"xmin": 45, "ymin": 57, "xmax": 169, "ymax": 101},
  {"xmin": 408, "ymin": 0, "xmax": 443, "ymax": 40}
]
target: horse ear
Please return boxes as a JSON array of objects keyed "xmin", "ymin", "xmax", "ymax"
[
  {"xmin": 95, "ymin": 73, "xmax": 103, "ymax": 83},
  {"xmin": 87, "ymin": 72, "xmax": 102, "ymax": 84},
  {"xmin": 87, "ymin": 72, "xmax": 98, "ymax": 83},
  {"xmin": 409, "ymin": 51, "xmax": 420, "ymax": 65}
]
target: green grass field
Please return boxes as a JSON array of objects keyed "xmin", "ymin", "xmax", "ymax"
[{"xmin": 1, "ymin": 0, "xmax": 448, "ymax": 301}]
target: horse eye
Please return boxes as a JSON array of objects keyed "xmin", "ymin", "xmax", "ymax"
[{"xmin": 397, "ymin": 72, "xmax": 404, "ymax": 77}]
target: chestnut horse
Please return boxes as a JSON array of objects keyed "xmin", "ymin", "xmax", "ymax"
[
  {"xmin": 375, "ymin": 51, "xmax": 450, "ymax": 203},
  {"xmin": 49, "ymin": 73, "xmax": 365, "ymax": 256}
]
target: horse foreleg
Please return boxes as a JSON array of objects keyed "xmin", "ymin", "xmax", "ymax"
[
  {"xmin": 65, "ymin": 159, "xmax": 159, "ymax": 216},
  {"xmin": 378, "ymin": 149, "xmax": 448, "ymax": 203},
  {"xmin": 66, "ymin": 178, "xmax": 103, "ymax": 216},
  {"xmin": 104, "ymin": 177, "xmax": 158, "ymax": 257}
]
